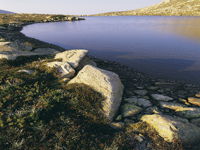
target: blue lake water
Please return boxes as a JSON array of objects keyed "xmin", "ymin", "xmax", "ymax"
[{"xmin": 22, "ymin": 16, "xmax": 200, "ymax": 83}]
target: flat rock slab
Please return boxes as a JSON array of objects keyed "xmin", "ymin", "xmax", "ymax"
[
  {"xmin": 188, "ymin": 97, "xmax": 200, "ymax": 106},
  {"xmin": 141, "ymin": 114, "xmax": 200, "ymax": 144},
  {"xmin": 151, "ymin": 94, "xmax": 173, "ymax": 101},
  {"xmin": 68, "ymin": 65, "xmax": 124, "ymax": 121},
  {"xmin": 121, "ymin": 104, "xmax": 142, "ymax": 117},
  {"xmin": 159, "ymin": 102, "xmax": 200, "ymax": 119},
  {"xmin": 55, "ymin": 49, "xmax": 88, "ymax": 68}
]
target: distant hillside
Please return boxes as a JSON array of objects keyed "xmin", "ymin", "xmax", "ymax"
[
  {"xmin": 94, "ymin": 0, "xmax": 200, "ymax": 16},
  {"xmin": 0, "ymin": 9, "xmax": 14, "ymax": 14}
]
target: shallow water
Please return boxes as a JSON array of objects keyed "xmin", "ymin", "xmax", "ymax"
[{"xmin": 22, "ymin": 16, "xmax": 200, "ymax": 83}]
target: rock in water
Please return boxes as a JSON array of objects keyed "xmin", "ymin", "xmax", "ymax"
[
  {"xmin": 141, "ymin": 114, "xmax": 200, "ymax": 144},
  {"xmin": 68, "ymin": 65, "xmax": 124, "ymax": 121},
  {"xmin": 55, "ymin": 49, "xmax": 88, "ymax": 68}
]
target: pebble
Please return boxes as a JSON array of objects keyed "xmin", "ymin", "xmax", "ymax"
[
  {"xmin": 121, "ymin": 104, "xmax": 142, "ymax": 117},
  {"xmin": 134, "ymin": 90, "xmax": 148, "ymax": 96},
  {"xmin": 151, "ymin": 94, "xmax": 173, "ymax": 101}
]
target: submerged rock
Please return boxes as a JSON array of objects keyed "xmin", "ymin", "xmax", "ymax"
[
  {"xmin": 141, "ymin": 114, "xmax": 200, "ymax": 144},
  {"xmin": 151, "ymin": 94, "xmax": 173, "ymax": 101},
  {"xmin": 68, "ymin": 65, "xmax": 124, "ymax": 121}
]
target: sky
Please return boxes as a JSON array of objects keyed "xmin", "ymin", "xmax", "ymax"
[{"xmin": 0, "ymin": 0, "xmax": 162, "ymax": 15}]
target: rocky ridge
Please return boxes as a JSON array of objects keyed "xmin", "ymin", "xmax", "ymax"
[{"xmin": 94, "ymin": 0, "xmax": 200, "ymax": 16}]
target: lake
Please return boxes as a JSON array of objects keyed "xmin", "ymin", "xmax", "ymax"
[{"xmin": 21, "ymin": 16, "xmax": 200, "ymax": 83}]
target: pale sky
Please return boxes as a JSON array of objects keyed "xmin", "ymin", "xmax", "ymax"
[{"xmin": 0, "ymin": 0, "xmax": 162, "ymax": 15}]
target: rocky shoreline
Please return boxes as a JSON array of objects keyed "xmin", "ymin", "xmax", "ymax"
[{"xmin": 1, "ymin": 16, "xmax": 200, "ymax": 150}]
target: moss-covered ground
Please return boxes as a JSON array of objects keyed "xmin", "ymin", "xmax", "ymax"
[{"xmin": 0, "ymin": 56, "xmax": 128, "ymax": 150}]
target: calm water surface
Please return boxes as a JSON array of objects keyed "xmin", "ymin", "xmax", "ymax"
[{"xmin": 22, "ymin": 16, "xmax": 200, "ymax": 83}]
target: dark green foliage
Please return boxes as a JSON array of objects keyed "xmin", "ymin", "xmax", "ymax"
[{"xmin": 0, "ymin": 57, "xmax": 126, "ymax": 150}]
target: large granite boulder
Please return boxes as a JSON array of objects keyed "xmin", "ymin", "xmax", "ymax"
[
  {"xmin": 141, "ymin": 114, "xmax": 200, "ymax": 144},
  {"xmin": 68, "ymin": 65, "xmax": 124, "ymax": 121},
  {"xmin": 55, "ymin": 49, "xmax": 88, "ymax": 68}
]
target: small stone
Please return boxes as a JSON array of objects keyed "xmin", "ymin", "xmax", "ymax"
[
  {"xmin": 147, "ymin": 86, "xmax": 159, "ymax": 90},
  {"xmin": 151, "ymin": 94, "xmax": 173, "ymax": 101},
  {"xmin": 115, "ymin": 115, "xmax": 123, "ymax": 121},
  {"xmin": 124, "ymin": 97, "xmax": 152, "ymax": 108},
  {"xmin": 124, "ymin": 119, "xmax": 135, "ymax": 124},
  {"xmin": 17, "ymin": 69, "xmax": 34, "ymax": 75},
  {"xmin": 145, "ymin": 106, "xmax": 161, "ymax": 114},
  {"xmin": 121, "ymin": 104, "xmax": 142, "ymax": 117},
  {"xmin": 134, "ymin": 134, "xmax": 144, "ymax": 142},
  {"xmin": 110, "ymin": 122, "xmax": 124, "ymax": 129},
  {"xmin": 124, "ymin": 97, "xmax": 138, "ymax": 103},
  {"xmin": 195, "ymin": 93, "xmax": 200, "ymax": 98},
  {"xmin": 188, "ymin": 97, "xmax": 200, "ymax": 107},
  {"xmin": 134, "ymin": 90, "xmax": 148, "ymax": 96},
  {"xmin": 178, "ymin": 98, "xmax": 190, "ymax": 105}
]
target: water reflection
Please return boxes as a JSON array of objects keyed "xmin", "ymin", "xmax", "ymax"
[
  {"xmin": 22, "ymin": 16, "xmax": 200, "ymax": 83},
  {"xmin": 156, "ymin": 17, "xmax": 200, "ymax": 42}
]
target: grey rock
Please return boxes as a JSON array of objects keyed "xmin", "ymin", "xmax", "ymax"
[
  {"xmin": 151, "ymin": 94, "xmax": 173, "ymax": 101},
  {"xmin": 121, "ymin": 104, "xmax": 142, "ymax": 117},
  {"xmin": 124, "ymin": 97, "xmax": 152, "ymax": 108},
  {"xmin": 134, "ymin": 90, "xmax": 148, "ymax": 96}
]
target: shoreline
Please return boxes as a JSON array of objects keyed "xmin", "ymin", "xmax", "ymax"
[
  {"xmin": 1, "ymin": 15, "xmax": 200, "ymax": 149},
  {"xmin": 1, "ymin": 18, "xmax": 200, "ymax": 88}
]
